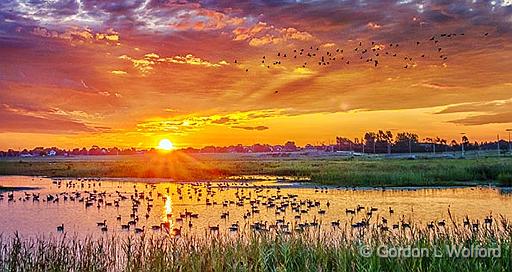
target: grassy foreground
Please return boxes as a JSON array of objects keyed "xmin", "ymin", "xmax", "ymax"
[
  {"xmin": 1, "ymin": 228, "xmax": 511, "ymax": 272},
  {"xmin": 1, "ymin": 154, "xmax": 512, "ymax": 186}
]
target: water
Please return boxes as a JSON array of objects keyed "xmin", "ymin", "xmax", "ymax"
[{"xmin": 1, "ymin": 176, "xmax": 511, "ymax": 237}]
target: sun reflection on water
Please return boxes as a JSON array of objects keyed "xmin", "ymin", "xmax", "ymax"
[
  {"xmin": 162, "ymin": 195, "xmax": 174, "ymax": 231},
  {"xmin": 1, "ymin": 176, "xmax": 512, "ymax": 237}
]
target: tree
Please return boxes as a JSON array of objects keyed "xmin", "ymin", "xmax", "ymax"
[
  {"xmin": 439, "ymin": 139, "xmax": 448, "ymax": 152},
  {"xmin": 395, "ymin": 132, "xmax": 419, "ymax": 153},
  {"xmin": 377, "ymin": 130, "xmax": 394, "ymax": 154},
  {"xmin": 284, "ymin": 141, "xmax": 297, "ymax": 152},
  {"xmin": 424, "ymin": 137, "xmax": 434, "ymax": 153},
  {"xmin": 462, "ymin": 135, "xmax": 469, "ymax": 145},
  {"xmin": 336, "ymin": 137, "xmax": 354, "ymax": 151},
  {"xmin": 364, "ymin": 132, "xmax": 377, "ymax": 153}
]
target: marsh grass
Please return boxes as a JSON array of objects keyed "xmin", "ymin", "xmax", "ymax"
[
  {"xmin": 0, "ymin": 186, "xmax": 16, "ymax": 192},
  {"xmin": 498, "ymin": 173, "xmax": 512, "ymax": 186},
  {"xmin": 3, "ymin": 155, "xmax": 512, "ymax": 187},
  {"xmin": 1, "ymin": 217, "xmax": 512, "ymax": 272}
]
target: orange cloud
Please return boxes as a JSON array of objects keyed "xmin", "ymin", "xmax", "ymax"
[
  {"xmin": 136, "ymin": 110, "xmax": 281, "ymax": 134},
  {"xmin": 169, "ymin": 8, "xmax": 244, "ymax": 31},
  {"xmin": 233, "ymin": 22, "xmax": 270, "ymax": 41},
  {"xmin": 233, "ymin": 21, "xmax": 315, "ymax": 47},
  {"xmin": 111, "ymin": 70, "xmax": 127, "ymax": 75},
  {"xmin": 119, "ymin": 53, "xmax": 229, "ymax": 74},
  {"xmin": 367, "ymin": 22, "xmax": 382, "ymax": 30},
  {"xmin": 232, "ymin": 125, "xmax": 269, "ymax": 131},
  {"xmin": 30, "ymin": 27, "xmax": 120, "ymax": 45}
]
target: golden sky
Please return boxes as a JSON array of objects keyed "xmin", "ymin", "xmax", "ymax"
[{"xmin": 1, "ymin": 0, "xmax": 512, "ymax": 149}]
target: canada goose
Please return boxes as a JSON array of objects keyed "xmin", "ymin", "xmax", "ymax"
[
  {"xmin": 97, "ymin": 220, "xmax": 107, "ymax": 227},
  {"xmin": 463, "ymin": 216, "xmax": 470, "ymax": 227},
  {"xmin": 135, "ymin": 226, "xmax": 145, "ymax": 234},
  {"xmin": 173, "ymin": 226, "xmax": 182, "ymax": 236},
  {"xmin": 427, "ymin": 221, "xmax": 435, "ymax": 229},
  {"xmin": 229, "ymin": 224, "xmax": 239, "ymax": 232},
  {"xmin": 209, "ymin": 225, "xmax": 220, "ymax": 232},
  {"xmin": 151, "ymin": 225, "xmax": 161, "ymax": 231}
]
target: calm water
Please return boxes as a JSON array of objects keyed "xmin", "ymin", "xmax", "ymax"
[{"xmin": 1, "ymin": 176, "xmax": 511, "ymax": 237}]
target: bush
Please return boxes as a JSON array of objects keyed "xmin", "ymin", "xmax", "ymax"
[{"xmin": 498, "ymin": 173, "xmax": 512, "ymax": 186}]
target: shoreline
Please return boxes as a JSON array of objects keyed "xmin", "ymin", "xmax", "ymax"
[
  {"xmin": 1, "ymin": 174, "xmax": 510, "ymax": 192},
  {"xmin": 0, "ymin": 186, "xmax": 40, "ymax": 192}
]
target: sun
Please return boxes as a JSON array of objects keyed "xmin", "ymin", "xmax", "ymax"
[{"xmin": 157, "ymin": 139, "xmax": 174, "ymax": 151}]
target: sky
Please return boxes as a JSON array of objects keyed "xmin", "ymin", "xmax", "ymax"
[{"xmin": 1, "ymin": 0, "xmax": 512, "ymax": 150}]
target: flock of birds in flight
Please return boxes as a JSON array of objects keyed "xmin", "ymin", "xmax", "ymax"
[
  {"xmin": 234, "ymin": 31, "xmax": 493, "ymax": 91},
  {"xmin": 0, "ymin": 178, "xmax": 497, "ymax": 236}
]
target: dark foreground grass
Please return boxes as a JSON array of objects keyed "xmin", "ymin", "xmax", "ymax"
[
  {"xmin": 1, "ymin": 207, "xmax": 511, "ymax": 271},
  {"xmin": 1, "ymin": 154, "xmax": 512, "ymax": 187},
  {"xmin": 1, "ymin": 227, "xmax": 511, "ymax": 272}
]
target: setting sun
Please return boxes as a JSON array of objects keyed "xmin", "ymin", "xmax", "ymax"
[{"xmin": 157, "ymin": 139, "xmax": 174, "ymax": 151}]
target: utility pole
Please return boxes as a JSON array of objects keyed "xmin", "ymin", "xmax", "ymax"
[
  {"xmin": 497, "ymin": 134, "xmax": 500, "ymax": 156},
  {"xmin": 460, "ymin": 133, "xmax": 466, "ymax": 157},
  {"xmin": 507, "ymin": 129, "xmax": 512, "ymax": 155}
]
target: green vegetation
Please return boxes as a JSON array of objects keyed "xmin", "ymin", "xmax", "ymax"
[
  {"xmin": 1, "ymin": 155, "xmax": 512, "ymax": 187},
  {"xmin": 498, "ymin": 173, "xmax": 512, "ymax": 187},
  {"xmin": 1, "ymin": 226, "xmax": 511, "ymax": 272},
  {"xmin": 0, "ymin": 186, "xmax": 16, "ymax": 192}
]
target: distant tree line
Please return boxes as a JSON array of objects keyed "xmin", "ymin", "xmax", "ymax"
[
  {"xmin": 0, "ymin": 146, "xmax": 144, "ymax": 157},
  {"xmin": 336, "ymin": 130, "xmax": 510, "ymax": 154},
  {"xmin": 0, "ymin": 133, "xmax": 511, "ymax": 157}
]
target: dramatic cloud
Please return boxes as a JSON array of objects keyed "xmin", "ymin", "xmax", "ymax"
[
  {"xmin": 0, "ymin": 104, "xmax": 98, "ymax": 133},
  {"xmin": 119, "ymin": 53, "xmax": 229, "ymax": 74},
  {"xmin": 233, "ymin": 22, "xmax": 315, "ymax": 47},
  {"xmin": 1, "ymin": 0, "xmax": 512, "ymax": 148},
  {"xmin": 136, "ymin": 110, "xmax": 281, "ymax": 134},
  {"xmin": 232, "ymin": 125, "xmax": 269, "ymax": 131},
  {"xmin": 438, "ymin": 98, "xmax": 512, "ymax": 125},
  {"xmin": 30, "ymin": 26, "xmax": 120, "ymax": 45}
]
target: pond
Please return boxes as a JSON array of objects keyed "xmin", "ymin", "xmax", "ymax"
[{"xmin": 1, "ymin": 176, "xmax": 511, "ymax": 237}]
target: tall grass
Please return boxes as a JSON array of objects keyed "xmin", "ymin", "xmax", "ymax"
[
  {"xmin": 1, "ymin": 155, "xmax": 512, "ymax": 186},
  {"xmin": 1, "ymin": 219, "xmax": 512, "ymax": 272}
]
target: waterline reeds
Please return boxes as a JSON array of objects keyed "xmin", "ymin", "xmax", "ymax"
[{"xmin": 1, "ymin": 218, "xmax": 511, "ymax": 272}]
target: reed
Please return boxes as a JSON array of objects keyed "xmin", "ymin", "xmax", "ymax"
[{"xmin": 1, "ymin": 217, "xmax": 511, "ymax": 272}]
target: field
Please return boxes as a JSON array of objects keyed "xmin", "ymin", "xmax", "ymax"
[{"xmin": 1, "ymin": 153, "xmax": 512, "ymax": 187}]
